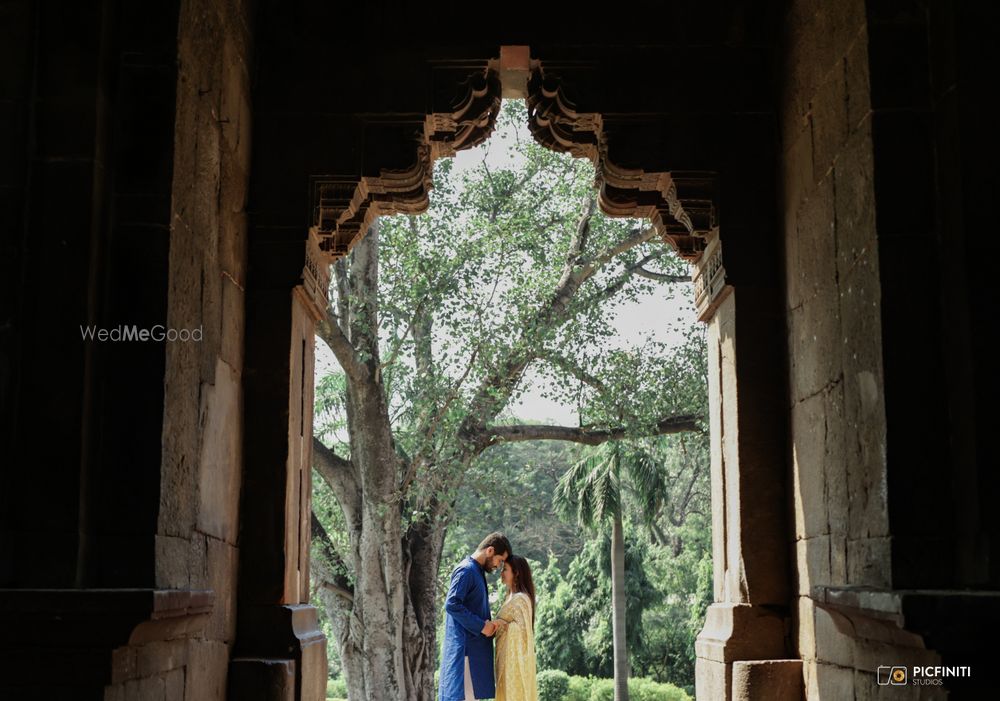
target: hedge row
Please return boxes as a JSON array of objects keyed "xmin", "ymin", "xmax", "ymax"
[
  {"xmin": 538, "ymin": 669, "xmax": 692, "ymax": 701},
  {"xmin": 327, "ymin": 671, "xmax": 691, "ymax": 701}
]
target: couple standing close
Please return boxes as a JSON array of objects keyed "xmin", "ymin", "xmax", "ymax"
[{"xmin": 438, "ymin": 533, "xmax": 538, "ymax": 701}]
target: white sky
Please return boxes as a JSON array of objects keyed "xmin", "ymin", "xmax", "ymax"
[{"xmin": 315, "ymin": 100, "xmax": 697, "ymax": 427}]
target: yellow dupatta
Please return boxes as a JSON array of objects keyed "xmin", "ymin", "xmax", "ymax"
[{"xmin": 494, "ymin": 592, "xmax": 538, "ymax": 701}]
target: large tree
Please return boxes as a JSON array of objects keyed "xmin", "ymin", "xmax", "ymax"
[{"xmin": 310, "ymin": 101, "xmax": 706, "ymax": 701}]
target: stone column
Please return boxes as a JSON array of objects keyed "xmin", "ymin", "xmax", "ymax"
[
  {"xmin": 694, "ymin": 234, "xmax": 798, "ymax": 700},
  {"xmin": 230, "ymin": 232, "xmax": 327, "ymax": 701}
]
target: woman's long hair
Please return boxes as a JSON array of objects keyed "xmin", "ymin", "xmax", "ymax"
[{"xmin": 507, "ymin": 554, "xmax": 536, "ymax": 629}]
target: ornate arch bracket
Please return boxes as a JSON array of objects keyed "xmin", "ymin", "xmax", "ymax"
[
  {"xmin": 526, "ymin": 69, "xmax": 718, "ymax": 262},
  {"xmin": 310, "ymin": 69, "xmax": 502, "ymax": 260}
]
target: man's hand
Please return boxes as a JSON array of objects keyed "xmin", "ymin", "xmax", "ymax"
[{"xmin": 481, "ymin": 620, "xmax": 497, "ymax": 637}]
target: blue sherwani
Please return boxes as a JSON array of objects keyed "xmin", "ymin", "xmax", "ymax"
[{"xmin": 439, "ymin": 556, "xmax": 495, "ymax": 700}]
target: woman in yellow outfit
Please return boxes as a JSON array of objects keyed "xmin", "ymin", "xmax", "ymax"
[{"xmin": 493, "ymin": 554, "xmax": 538, "ymax": 701}]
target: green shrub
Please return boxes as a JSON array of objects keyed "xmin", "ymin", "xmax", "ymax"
[
  {"xmin": 543, "ymin": 674, "xmax": 692, "ymax": 701},
  {"xmin": 326, "ymin": 676, "xmax": 347, "ymax": 697},
  {"xmin": 628, "ymin": 676, "xmax": 691, "ymax": 701},
  {"xmin": 565, "ymin": 675, "xmax": 594, "ymax": 701},
  {"xmin": 538, "ymin": 669, "xmax": 571, "ymax": 701},
  {"xmin": 588, "ymin": 677, "xmax": 615, "ymax": 701}
]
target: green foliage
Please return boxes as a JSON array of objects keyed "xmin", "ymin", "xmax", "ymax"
[
  {"xmin": 631, "ymin": 514, "xmax": 713, "ymax": 688},
  {"xmin": 317, "ymin": 99, "xmax": 705, "ymax": 530},
  {"xmin": 555, "ymin": 442, "xmax": 666, "ymax": 529},
  {"xmin": 442, "ymin": 439, "xmax": 586, "ymax": 580},
  {"xmin": 534, "ymin": 431, "xmax": 712, "ymax": 688},
  {"xmin": 546, "ymin": 674, "xmax": 692, "ymax": 701},
  {"xmin": 588, "ymin": 678, "xmax": 616, "ymax": 701},
  {"xmin": 535, "ymin": 571, "xmax": 588, "ymax": 673},
  {"xmin": 565, "ymin": 675, "xmax": 592, "ymax": 701},
  {"xmin": 325, "ymin": 676, "xmax": 347, "ymax": 698},
  {"xmin": 535, "ymin": 532, "xmax": 659, "ymax": 677},
  {"xmin": 538, "ymin": 669, "xmax": 571, "ymax": 701},
  {"xmin": 627, "ymin": 677, "xmax": 691, "ymax": 701},
  {"xmin": 313, "ymin": 99, "xmax": 711, "ymax": 693},
  {"xmin": 628, "ymin": 435, "xmax": 712, "ymax": 689},
  {"xmin": 314, "ymin": 372, "xmax": 348, "ymax": 443}
]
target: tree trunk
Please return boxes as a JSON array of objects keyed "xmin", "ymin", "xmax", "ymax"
[
  {"xmin": 318, "ymin": 513, "xmax": 443, "ymax": 701},
  {"xmin": 318, "ymin": 226, "xmax": 446, "ymax": 701},
  {"xmin": 611, "ymin": 512, "xmax": 630, "ymax": 701},
  {"xmin": 403, "ymin": 516, "xmax": 447, "ymax": 700},
  {"xmin": 317, "ymin": 467, "xmax": 447, "ymax": 701}
]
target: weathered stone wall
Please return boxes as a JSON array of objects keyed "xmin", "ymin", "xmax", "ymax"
[
  {"xmin": 779, "ymin": 0, "xmax": 944, "ymax": 697},
  {"xmin": 782, "ymin": 0, "xmax": 888, "ymax": 588},
  {"xmin": 105, "ymin": 0, "xmax": 254, "ymax": 698}
]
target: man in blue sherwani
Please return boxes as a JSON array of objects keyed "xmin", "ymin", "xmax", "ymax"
[{"xmin": 439, "ymin": 532, "xmax": 513, "ymax": 701}]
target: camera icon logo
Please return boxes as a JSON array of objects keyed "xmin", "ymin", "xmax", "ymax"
[{"xmin": 877, "ymin": 666, "xmax": 908, "ymax": 685}]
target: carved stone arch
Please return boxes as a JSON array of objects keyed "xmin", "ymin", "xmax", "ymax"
[
  {"xmin": 310, "ymin": 68, "xmax": 502, "ymax": 260},
  {"xmin": 525, "ymin": 66, "xmax": 718, "ymax": 262},
  {"xmin": 309, "ymin": 53, "xmax": 717, "ymax": 268}
]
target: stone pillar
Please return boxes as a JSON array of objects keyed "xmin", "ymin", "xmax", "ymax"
[
  {"xmin": 694, "ymin": 234, "xmax": 799, "ymax": 700},
  {"xmin": 230, "ymin": 232, "xmax": 327, "ymax": 701}
]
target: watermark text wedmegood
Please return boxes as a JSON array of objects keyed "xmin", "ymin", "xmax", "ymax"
[{"xmin": 80, "ymin": 325, "xmax": 203, "ymax": 342}]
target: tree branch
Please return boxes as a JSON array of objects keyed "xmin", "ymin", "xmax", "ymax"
[
  {"xmin": 459, "ymin": 201, "xmax": 663, "ymax": 450},
  {"xmin": 353, "ymin": 224, "xmax": 381, "ymax": 349},
  {"xmin": 313, "ymin": 437, "xmax": 362, "ymax": 527},
  {"xmin": 478, "ymin": 414, "xmax": 702, "ymax": 449},
  {"xmin": 579, "ymin": 225, "xmax": 660, "ymax": 273},
  {"xmin": 537, "ymin": 350, "xmax": 607, "ymax": 394},
  {"xmin": 667, "ymin": 453, "xmax": 705, "ymax": 527},
  {"xmin": 333, "ymin": 257, "xmax": 351, "ymax": 335},
  {"xmin": 460, "ymin": 197, "xmax": 596, "ymax": 431},
  {"xmin": 577, "ymin": 250, "xmax": 676, "ymax": 311},
  {"xmin": 635, "ymin": 267, "xmax": 691, "ymax": 283},
  {"xmin": 311, "ymin": 512, "xmax": 354, "ymax": 603},
  {"xmin": 317, "ymin": 310, "xmax": 367, "ymax": 383},
  {"xmin": 383, "ymin": 217, "xmax": 433, "ymax": 378},
  {"xmin": 320, "ymin": 581, "xmax": 355, "ymax": 603}
]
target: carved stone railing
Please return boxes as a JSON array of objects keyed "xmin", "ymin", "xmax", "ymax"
[
  {"xmin": 298, "ymin": 230, "xmax": 331, "ymax": 320},
  {"xmin": 692, "ymin": 232, "xmax": 730, "ymax": 321}
]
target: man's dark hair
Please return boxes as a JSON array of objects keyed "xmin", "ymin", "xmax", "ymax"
[{"xmin": 477, "ymin": 532, "xmax": 512, "ymax": 557}]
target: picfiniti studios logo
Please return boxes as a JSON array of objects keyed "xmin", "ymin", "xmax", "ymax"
[
  {"xmin": 877, "ymin": 665, "xmax": 972, "ymax": 687},
  {"xmin": 877, "ymin": 666, "xmax": 908, "ymax": 685},
  {"xmin": 80, "ymin": 324, "xmax": 203, "ymax": 342}
]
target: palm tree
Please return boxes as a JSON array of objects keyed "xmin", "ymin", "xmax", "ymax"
[{"xmin": 554, "ymin": 441, "xmax": 665, "ymax": 701}]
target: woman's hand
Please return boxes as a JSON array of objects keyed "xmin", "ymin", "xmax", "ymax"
[{"xmin": 493, "ymin": 618, "xmax": 509, "ymax": 636}]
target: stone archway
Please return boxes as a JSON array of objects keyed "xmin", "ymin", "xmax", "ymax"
[{"xmin": 293, "ymin": 45, "xmax": 793, "ymax": 700}]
